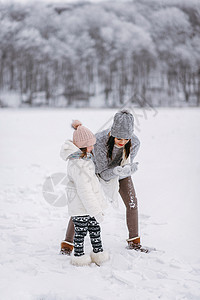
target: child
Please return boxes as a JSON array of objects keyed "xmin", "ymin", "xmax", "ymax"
[{"xmin": 60, "ymin": 120, "xmax": 109, "ymax": 266}]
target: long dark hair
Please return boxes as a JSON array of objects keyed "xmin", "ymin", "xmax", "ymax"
[{"xmin": 106, "ymin": 136, "xmax": 131, "ymax": 160}]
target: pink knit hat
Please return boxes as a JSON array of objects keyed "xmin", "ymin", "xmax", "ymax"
[{"xmin": 72, "ymin": 120, "xmax": 96, "ymax": 148}]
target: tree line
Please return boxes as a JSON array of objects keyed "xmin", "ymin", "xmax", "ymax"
[{"xmin": 0, "ymin": 0, "xmax": 200, "ymax": 107}]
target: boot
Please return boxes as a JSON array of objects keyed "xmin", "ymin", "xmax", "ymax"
[
  {"xmin": 60, "ymin": 241, "xmax": 74, "ymax": 255},
  {"xmin": 90, "ymin": 250, "xmax": 110, "ymax": 266},
  {"xmin": 126, "ymin": 237, "xmax": 149, "ymax": 253},
  {"xmin": 71, "ymin": 254, "xmax": 91, "ymax": 266}
]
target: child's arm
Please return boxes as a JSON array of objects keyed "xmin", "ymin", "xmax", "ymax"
[{"xmin": 72, "ymin": 161, "xmax": 104, "ymax": 218}]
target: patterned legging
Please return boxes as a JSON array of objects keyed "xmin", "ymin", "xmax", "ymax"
[
  {"xmin": 72, "ymin": 215, "xmax": 103, "ymax": 256},
  {"xmin": 65, "ymin": 176, "xmax": 138, "ymax": 242}
]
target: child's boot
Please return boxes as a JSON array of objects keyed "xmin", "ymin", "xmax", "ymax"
[
  {"xmin": 60, "ymin": 241, "xmax": 74, "ymax": 255},
  {"xmin": 90, "ymin": 250, "xmax": 110, "ymax": 266},
  {"xmin": 71, "ymin": 254, "xmax": 91, "ymax": 266}
]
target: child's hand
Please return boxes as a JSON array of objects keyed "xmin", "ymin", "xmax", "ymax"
[{"xmin": 94, "ymin": 212, "xmax": 104, "ymax": 224}]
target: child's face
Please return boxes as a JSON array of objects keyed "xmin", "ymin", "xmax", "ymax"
[
  {"xmin": 114, "ymin": 138, "xmax": 129, "ymax": 148},
  {"xmin": 86, "ymin": 145, "xmax": 94, "ymax": 153}
]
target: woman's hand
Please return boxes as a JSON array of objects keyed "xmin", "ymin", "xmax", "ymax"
[
  {"xmin": 113, "ymin": 165, "xmax": 131, "ymax": 176},
  {"xmin": 113, "ymin": 163, "xmax": 139, "ymax": 177},
  {"xmin": 113, "ymin": 166, "xmax": 124, "ymax": 175},
  {"xmin": 130, "ymin": 162, "xmax": 139, "ymax": 174}
]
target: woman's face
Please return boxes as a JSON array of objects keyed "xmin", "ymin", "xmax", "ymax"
[
  {"xmin": 86, "ymin": 145, "xmax": 94, "ymax": 153},
  {"xmin": 114, "ymin": 138, "xmax": 129, "ymax": 148}
]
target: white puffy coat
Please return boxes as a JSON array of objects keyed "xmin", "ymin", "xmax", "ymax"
[{"xmin": 60, "ymin": 141, "xmax": 107, "ymax": 217}]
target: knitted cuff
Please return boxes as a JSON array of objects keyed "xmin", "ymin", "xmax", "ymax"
[
  {"xmin": 126, "ymin": 236, "xmax": 140, "ymax": 244},
  {"xmin": 61, "ymin": 241, "xmax": 74, "ymax": 251}
]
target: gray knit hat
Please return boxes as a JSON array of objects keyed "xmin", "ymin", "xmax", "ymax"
[{"xmin": 111, "ymin": 109, "xmax": 134, "ymax": 139}]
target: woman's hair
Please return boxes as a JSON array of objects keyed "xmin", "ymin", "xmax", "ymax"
[
  {"xmin": 80, "ymin": 147, "xmax": 93, "ymax": 158},
  {"xmin": 106, "ymin": 136, "xmax": 131, "ymax": 160}
]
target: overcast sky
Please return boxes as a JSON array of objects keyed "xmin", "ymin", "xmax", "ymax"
[
  {"xmin": 0, "ymin": 0, "xmax": 128, "ymax": 4},
  {"xmin": 0, "ymin": 0, "xmax": 95, "ymax": 3}
]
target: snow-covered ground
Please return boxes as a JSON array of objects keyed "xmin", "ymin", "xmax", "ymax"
[{"xmin": 0, "ymin": 107, "xmax": 200, "ymax": 300}]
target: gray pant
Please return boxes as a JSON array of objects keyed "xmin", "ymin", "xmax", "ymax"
[{"xmin": 65, "ymin": 176, "xmax": 138, "ymax": 242}]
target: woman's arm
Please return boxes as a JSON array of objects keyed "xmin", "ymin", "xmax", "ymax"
[
  {"xmin": 130, "ymin": 134, "xmax": 140, "ymax": 162},
  {"xmin": 99, "ymin": 168, "xmax": 117, "ymax": 181},
  {"xmin": 93, "ymin": 142, "xmax": 118, "ymax": 181}
]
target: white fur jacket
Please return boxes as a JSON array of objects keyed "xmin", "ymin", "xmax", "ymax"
[{"xmin": 60, "ymin": 141, "xmax": 107, "ymax": 217}]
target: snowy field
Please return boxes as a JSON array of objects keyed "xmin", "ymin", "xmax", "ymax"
[{"xmin": 0, "ymin": 107, "xmax": 200, "ymax": 300}]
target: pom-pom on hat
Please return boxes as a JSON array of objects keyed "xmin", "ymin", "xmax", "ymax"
[
  {"xmin": 111, "ymin": 109, "xmax": 134, "ymax": 139},
  {"xmin": 72, "ymin": 120, "xmax": 96, "ymax": 148}
]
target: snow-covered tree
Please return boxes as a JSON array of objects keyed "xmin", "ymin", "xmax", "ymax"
[{"xmin": 0, "ymin": 1, "xmax": 200, "ymax": 107}]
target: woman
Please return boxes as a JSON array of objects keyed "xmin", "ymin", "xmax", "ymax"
[{"xmin": 60, "ymin": 109, "xmax": 148, "ymax": 254}]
